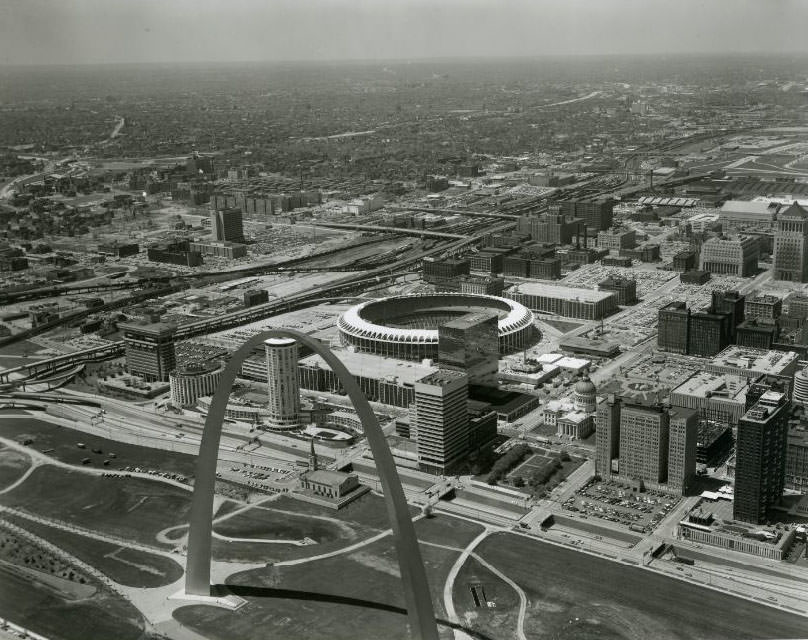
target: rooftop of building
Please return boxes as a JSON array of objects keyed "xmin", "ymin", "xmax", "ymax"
[
  {"xmin": 710, "ymin": 346, "xmax": 799, "ymax": 375},
  {"xmin": 698, "ymin": 421, "xmax": 732, "ymax": 446},
  {"xmin": 303, "ymin": 469, "xmax": 356, "ymax": 486},
  {"xmin": 778, "ymin": 201, "xmax": 808, "ymax": 219},
  {"xmin": 172, "ymin": 359, "xmax": 223, "ymax": 376},
  {"xmin": 746, "ymin": 294, "xmax": 782, "ymax": 305},
  {"xmin": 300, "ymin": 349, "xmax": 438, "ymax": 385},
  {"xmin": 469, "ymin": 385, "xmax": 538, "ymax": 414},
  {"xmin": 506, "ymin": 282, "xmax": 615, "ymax": 303},
  {"xmin": 684, "ymin": 499, "xmax": 793, "ymax": 549},
  {"xmin": 560, "ymin": 410, "xmax": 590, "ymax": 424},
  {"xmin": 720, "ymin": 200, "xmax": 779, "ymax": 215},
  {"xmin": 119, "ymin": 320, "xmax": 177, "ymax": 335},
  {"xmin": 417, "ymin": 369, "xmax": 468, "ymax": 386}
]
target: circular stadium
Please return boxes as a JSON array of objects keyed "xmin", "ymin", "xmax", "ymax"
[{"xmin": 337, "ymin": 293, "xmax": 538, "ymax": 361}]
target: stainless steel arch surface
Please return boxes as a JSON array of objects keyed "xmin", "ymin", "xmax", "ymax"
[{"xmin": 184, "ymin": 328, "xmax": 439, "ymax": 640}]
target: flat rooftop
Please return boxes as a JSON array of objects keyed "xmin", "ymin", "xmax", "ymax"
[
  {"xmin": 300, "ymin": 350, "xmax": 437, "ymax": 386},
  {"xmin": 709, "ymin": 346, "xmax": 799, "ymax": 376},
  {"xmin": 672, "ymin": 371, "xmax": 748, "ymax": 400},
  {"xmin": 506, "ymin": 282, "xmax": 615, "ymax": 303}
]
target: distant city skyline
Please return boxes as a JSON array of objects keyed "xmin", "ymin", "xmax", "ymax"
[{"xmin": 2, "ymin": 0, "xmax": 808, "ymax": 66}]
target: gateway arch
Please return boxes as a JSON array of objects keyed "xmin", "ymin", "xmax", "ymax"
[{"xmin": 185, "ymin": 328, "xmax": 440, "ymax": 640}]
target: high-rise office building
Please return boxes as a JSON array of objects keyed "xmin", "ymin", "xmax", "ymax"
[
  {"xmin": 120, "ymin": 321, "xmax": 177, "ymax": 382},
  {"xmin": 657, "ymin": 302, "xmax": 690, "ymax": 354},
  {"xmin": 210, "ymin": 207, "xmax": 244, "ymax": 243},
  {"xmin": 733, "ymin": 391, "xmax": 790, "ymax": 524},
  {"xmin": 774, "ymin": 201, "xmax": 808, "ymax": 282},
  {"xmin": 265, "ymin": 337, "xmax": 300, "ymax": 429},
  {"xmin": 596, "ymin": 396, "xmax": 697, "ymax": 495},
  {"xmin": 413, "ymin": 370, "xmax": 470, "ymax": 475},
  {"xmin": 552, "ymin": 199, "xmax": 614, "ymax": 231},
  {"xmin": 687, "ymin": 310, "xmax": 731, "ymax": 357},
  {"xmin": 699, "ymin": 236, "xmax": 759, "ymax": 276},
  {"xmin": 667, "ymin": 407, "xmax": 699, "ymax": 494},
  {"xmin": 745, "ymin": 294, "xmax": 782, "ymax": 325},
  {"xmin": 595, "ymin": 395, "xmax": 621, "ymax": 478},
  {"xmin": 619, "ymin": 404, "xmax": 670, "ymax": 484},
  {"xmin": 711, "ymin": 290, "xmax": 745, "ymax": 341},
  {"xmin": 438, "ymin": 312, "xmax": 499, "ymax": 386}
]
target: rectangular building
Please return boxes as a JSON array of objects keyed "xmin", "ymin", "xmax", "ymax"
[
  {"xmin": 506, "ymin": 282, "xmax": 617, "ymax": 320},
  {"xmin": 667, "ymin": 407, "xmax": 698, "ymax": 494},
  {"xmin": 120, "ymin": 321, "xmax": 177, "ymax": 382},
  {"xmin": 413, "ymin": 370, "xmax": 470, "ymax": 475},
  {"xmin": 210, "ymin": 207, "xmax": 244, "ymax": 243},
  {"xmin": 699, "ymin": 236, "xmax": 759, "ymax": 277},
  {"xmin": 733, "ymin": 391, "xmax": 790, "ymax": 524},
  {"xmin": 438, "ymin": 312, "xmax": 499, "ymax": 386},
  {"xmin": 619, "ymin": 404, "xmax": 670, "ymax": 484}
]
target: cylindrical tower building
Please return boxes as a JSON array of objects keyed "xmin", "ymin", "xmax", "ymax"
[
  {"xmin": 265, "ymin": 337, "xmax": 300, "ymax": 429},
  {"xmin": 169, "ymin": 360, "xmax": 224, "ymax": 408},
  {"xmin": 794, "ymin": 365, "xmax": 808, "ymax": 407}
]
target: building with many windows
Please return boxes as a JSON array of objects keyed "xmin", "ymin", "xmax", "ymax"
[
  {"xmin": 169, "ymin": 360, "xmax": 225, "ymax": 408},
  {"xmin": 699, "ymin": 236, "xmax": 759, "ymax": 276},
  {"xmin": 774, "ymin": 201, "xmax": 808, "ymax": 282},
  {"xmin": 506, "ymin": 282, "xmax": 617, "ymax": 320},
  {"xmin": 120, "ymin": 321, "xmax": 177, "ymax": 382},
  {"xmin": 595, "ymin": 396, "xmax": 698, "ymax": 495},
  {"xmin": 733, "ymin": 391, "xmax": 790, "ymax": 524},
  {"xmin": 437, "ymin": 312, "xmax": 500, "ymax": 386},
  {"xmin": 412, "ymin": 370, "xmax": 470, "ymax": 475},
  {"xmin": 210, "ymin": 207, "xmax": 245, "ymax": 243},
  {"xmin": 265, "ymin": 337, "xmax": 300, "ymax": 430},
  {"xmin": 597, "ymin": 227, "xmax": 637, "ymax": 251},
  {"xmin": 189, "ymin": 240, "xmax": 247, "ymax": 259},
  {"xmin": 597, "ymin": 276, "xmax": 637, "ymax": 305}
]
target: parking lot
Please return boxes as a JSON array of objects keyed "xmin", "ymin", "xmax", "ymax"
[{"xmin": 564, "ymin": 477, "xmax": 680, "ymax": 533}]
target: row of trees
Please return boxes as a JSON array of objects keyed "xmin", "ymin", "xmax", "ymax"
[{"xmin": 485, "ymin": 444, "xmax": 531, "ymax": 485}]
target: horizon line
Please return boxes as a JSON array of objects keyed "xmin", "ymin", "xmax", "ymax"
[{"xmin": 2, "ymin": 49, "xmax": 808, "ymax": 70}]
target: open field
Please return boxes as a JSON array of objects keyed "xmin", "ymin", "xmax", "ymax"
[
  {"xmin": 0, "ymin": 446, "xmax": 31, "ymax": 490},
  {"xmin": 175, "ymin": 533, "xmax": 468, "ymax": 640},
  {"xmin": 475, "ymin": 532, "xmax": 808, "ymax": 640},
  {"xmin": 0, "ymin": 563, "xmax": 147, "ymax": 640},
  {"xmin": 453, "ymin": 557, "xmax": 520, "ymax": 640},
  {"xmin": 0, "ymin": 465, "xmax": 190, "ymax": 547},
  {"xmin": 210, "ymin": 493, "xmax": 421, "ymax": 564},
  {"xmin": 0, "ymin": 415, "xmax": 198, "ymax": 478},
  {"xmin": 12, "ymin": 518, "xmax": 183, "ymax": 588}
]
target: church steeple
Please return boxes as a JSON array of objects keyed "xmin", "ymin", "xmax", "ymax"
[{"xmin": 309, "ymin": 436, "xmax": 318, "ymax": 472}]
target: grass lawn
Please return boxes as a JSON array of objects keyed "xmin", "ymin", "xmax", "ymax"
[
  {"xmin": 210, "ymin": 493, "xmax": 420, "ymax": 564},
  {"xmin": 0, "ymin": 415, "xmax": 197, "ymax": 478},
  {"xmin": 0, "ymin": 465, "xmax": 191, "ymax": 548},
  {"xmin": 176, "ymin": 534, "xmax": 464, "ymax": 640},
  {"xmin": 453, "ymin": 557, "xmax": 520, "ymax": 640},
  {"xmin": 475, "ymin": 532, "xmax": 808, "ymax": 640},
  {"xmin": 214, "ymin": 508, "xmax": 347, "ymax": 544},
  {"xmin": 0, "ymin": 562, "xmax": 146, "ymax": 640},
  {"xmin": 12, "ymin": 518, "xmax": 184, "ymax": 588},
  {"xmin": 414, "ymin": 513, "xmax": 485, "ymax": 548},
  {"xmin": 0, "ymin": 446, "xmax": 31, "ymax": 490}
]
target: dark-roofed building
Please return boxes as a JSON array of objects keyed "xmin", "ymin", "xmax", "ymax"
[{"xmin": 774, "ymin": 201, "xmax": 808, "ymax": 282}]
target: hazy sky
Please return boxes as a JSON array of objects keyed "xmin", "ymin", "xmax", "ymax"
[{"xmin": 2, "ymin": 0, "xmax": 807, "ymax": 66}]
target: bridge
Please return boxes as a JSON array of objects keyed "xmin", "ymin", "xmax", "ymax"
[
  {"xmin": 0, "ymin": 278, "xmax": 172, "ymax": 305},
  {"xmin": 387, "ymin": 206, "xmax": 520, "ymax": 221},
  {"xmin": 0, "ymin": 341, "xmax": 124, "ymax": 384},
  {"xmin": 310, "ymin": 222, "xmax": 464, "ymax": 240}
]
